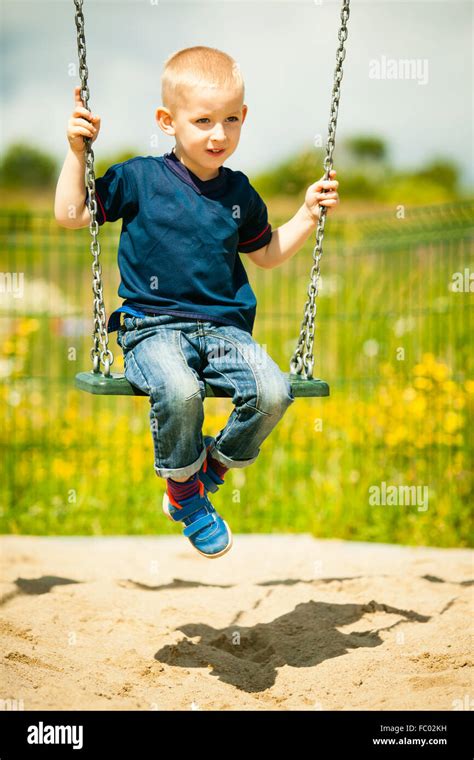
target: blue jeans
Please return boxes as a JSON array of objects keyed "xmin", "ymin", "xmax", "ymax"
[{"xmin": 116, "ymin": 313, "xmax": 295, "ymax": 479}]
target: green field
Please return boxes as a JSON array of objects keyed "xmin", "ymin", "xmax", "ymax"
[{"xmin": 0, "ymin": 200, "xmax": 473, "ymax": 546}]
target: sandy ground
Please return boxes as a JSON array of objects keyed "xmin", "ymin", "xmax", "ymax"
[{"xmin": 0, "ymin": 534, "xmax": 472, "ymax": 711}]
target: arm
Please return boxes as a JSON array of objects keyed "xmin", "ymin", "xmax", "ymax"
[
  {"xmin": 245, "ymin": 211, "xmax": 314, "ymax": 269},
  {"xmin": 258, "ymin": 170, "xmax": 339, "ymax": 270},
  {"xmin": 254, "ymin": 204, "xmax": 317, "ymax": 269},
  {"xmin": 54, "ymin": 86, "xmax": 101, "ymax": 229},
  {"xmin": 54, "ymin": 148, "xmax": 91, "ymax": 228},
  {"xmin": 245, "ymin": 243, "xmax": 270, "ymax": 268}
]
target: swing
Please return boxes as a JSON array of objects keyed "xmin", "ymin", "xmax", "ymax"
[{"xmin": 72, "ymin": 0, "xmax": 350, "ymax": 398}]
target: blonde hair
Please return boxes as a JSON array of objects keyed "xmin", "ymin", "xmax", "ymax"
[{"xmin": 161, "ymin": 46, "xmax": 245, "ymax": 113}]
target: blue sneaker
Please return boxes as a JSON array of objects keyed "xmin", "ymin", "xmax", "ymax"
[
  {"xmin": 198, "ymin": 436, "xmax": 226, "ymax": 494},
  {"xmin": 162, "ymin": 478, "xmax": 233, "ymax": 559}
]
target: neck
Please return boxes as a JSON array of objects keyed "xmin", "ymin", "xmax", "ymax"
[{"xmin": 172, "ymin": 147, "xmax": 220, "ymax": 182}]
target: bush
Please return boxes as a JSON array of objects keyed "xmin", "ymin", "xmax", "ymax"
[{"xmin": 0, "ymin": 143, "xmax": 57, "ymax": 189}]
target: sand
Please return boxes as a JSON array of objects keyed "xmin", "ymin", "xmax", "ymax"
[{"xmin": 0, "ymin": 534, "xmax": 472, "ymax": 711}]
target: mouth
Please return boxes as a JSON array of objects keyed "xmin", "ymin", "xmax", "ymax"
[{"xmin": 206, "ymin": 148, "xmax": 226, "ymax": 156}]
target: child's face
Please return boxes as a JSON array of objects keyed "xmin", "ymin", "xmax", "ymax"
[{"xmin": 157, "ymin": 86, "xmax": 247, "ymax": 172}]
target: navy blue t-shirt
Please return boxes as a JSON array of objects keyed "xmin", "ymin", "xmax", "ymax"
[{"xmin": 85, "ymin": 150, "xmax": 273, "ymax": 334}]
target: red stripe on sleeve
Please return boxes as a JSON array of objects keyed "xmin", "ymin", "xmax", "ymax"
[
  {"xmin": 240, "ymin": 223, "xmax": 270, "ymax": 246},
  {"xmin": 95, "ymin": 190, "xmax": 106, "ymax": 223}
]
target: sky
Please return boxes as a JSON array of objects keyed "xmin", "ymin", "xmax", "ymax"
[{"xmin": 1, "ymin": 0, "xmax": 473, "ymax": 188}]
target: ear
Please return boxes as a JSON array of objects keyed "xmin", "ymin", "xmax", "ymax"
[
  {"xmin": 156, "ymin": 106, "xmax": 175, "ymax": 135},
  {"xmin": 241, "ymin": 104, "xmax": 248, "ymax": 125}
]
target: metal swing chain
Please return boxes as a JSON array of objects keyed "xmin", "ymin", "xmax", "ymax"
[
  {"xmin": 73, "ymin": 0, "xmax": 113, "ymax": 376},
  {"xmin": 289, "ymin": 0, "xmax": 350, "ymax": 380}
]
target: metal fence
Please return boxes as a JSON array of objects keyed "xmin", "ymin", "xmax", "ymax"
[{"xmin": 0, "ymin": 200, "xmax": 472, "ymax": 543}]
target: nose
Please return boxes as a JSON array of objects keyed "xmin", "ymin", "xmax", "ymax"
[{"xmin": 211, "ymin": 123, "xmax": 226, "ymax": 141}]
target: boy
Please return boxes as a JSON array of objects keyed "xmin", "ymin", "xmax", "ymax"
[{"xmin": 54, "ymin": 46, "xmax": 339, "ymax": 559}]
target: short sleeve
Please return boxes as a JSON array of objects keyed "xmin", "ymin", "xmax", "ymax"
[
  {"xmin": 237, "ymin": 184, "xmax": 273, "ymax": 253},
  {"xmin": 85, "ymin": 161, "xmax": 136, "ymax": 226}
]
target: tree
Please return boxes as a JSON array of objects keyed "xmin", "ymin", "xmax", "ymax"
[
  {"xmin": 344, "ymin": 135, "xmax": 388, "ymax": 162},
  {"xmin": 412, "ymin": 159, "xmax": 459, "ymax": 194},
  {"xmin": 0, "ymin": 143, "xmax": 57, "ymax": 188}
]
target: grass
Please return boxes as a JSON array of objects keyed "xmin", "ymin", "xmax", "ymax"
[{"xmin": 0, "ymin": 200, "xmax": 473, "ymax": 546}]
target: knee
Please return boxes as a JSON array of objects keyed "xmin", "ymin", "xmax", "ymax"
[
  {"xmin": 257, "ymin": 377, "xmax": 294, "ymax": 416},
  {"xmin": 149, "ymin": 375, "xmax": 203, "ymax": 410}
]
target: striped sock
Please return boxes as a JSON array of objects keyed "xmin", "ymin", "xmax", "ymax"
[
  {"xmin": 208, "ymin": 453, "xmax": 228, "ymax": 480},
  {"xmin": 167, "ymin": 472, "xmax": 200, "ymax": 502}
]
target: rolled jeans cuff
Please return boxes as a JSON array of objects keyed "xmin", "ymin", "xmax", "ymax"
[
  {"xmin": 208, "ymin": 442, "xmax": 259, "ymax": 469},
  {"xmin": 154, "ymin": 444, "xmax": 207, "ymax": 480}
]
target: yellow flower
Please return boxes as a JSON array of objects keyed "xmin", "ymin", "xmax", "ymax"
[
  {"xmin": 430, "ymin": 363, "xmax": 450, "ymax": 382},
  {"xmin": 444, "ymin": 411, "xmax": 464, "ymax": 433},
  {"xmin": 51, "ymin": 458, "xmax": 77, "ymax": 480},
  {"xmin": 378, "ymin": 388, "xmax": 393, "ymax": 406},
  {"xmin": 380, "ymin": 362, "xmax": 394, "ymax": 377},
  {"xmin": 414, "ymin": 376, "xmax": 433, "ymax": 390},
  {"xmin": 442, "ymin": 380, "xmax": 458, "ymax": 395},
  {"xmin": 411, "ymin": 396, "xmax": 427, "ymax": 417},
  {"xmin": 413, "ymin": 363, "xmax": 427, "ymax": 376},
  {"xmin": 385, "ymin": 426, "xmax": 407, "ymax": 446},
  {"xmin": 2, "ymin": 340, "xmax": 15, "ymax": 355},
  {"xmin": 402, "ymin": 387, "xmax": 417, "ymax": 402},
  {"xmin": 17, "ymin": 318, "xmax": 40, "ymax": 336},
  {"xmin": 62, "ymin": 430, "xmax": 78, "ymax": 446},
  {"xmin": 64, "ymin": 407, "xmax": 79, "ymax": 423}
]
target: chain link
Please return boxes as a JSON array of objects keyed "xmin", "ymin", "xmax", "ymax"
[
  {"xmin": 289, "ymin": 0, "xmax": 350, "ymax": 380},
  {"xmin": 74, "ymin": 0, "xmax": 113, "ymax": 376}
]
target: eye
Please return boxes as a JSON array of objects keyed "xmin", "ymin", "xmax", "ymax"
[{"xmin": 195, "ymin": 116, "xmax": 240, "ymax": 124}]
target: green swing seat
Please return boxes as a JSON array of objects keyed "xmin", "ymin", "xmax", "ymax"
[{"xmin": 74, "ymin": 370, "xmax": 329, "ymax": 397}]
